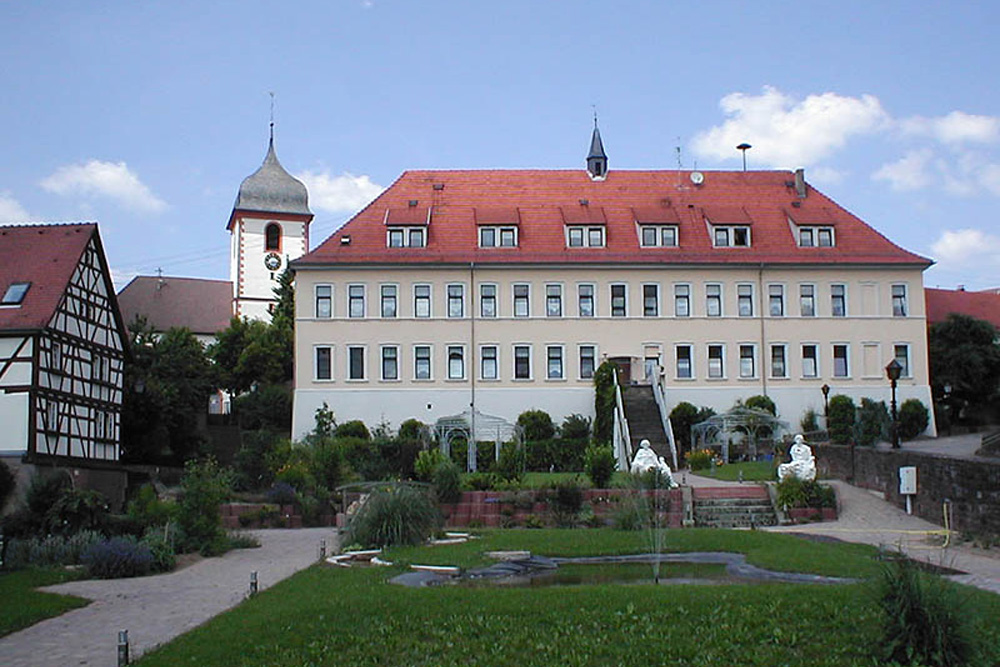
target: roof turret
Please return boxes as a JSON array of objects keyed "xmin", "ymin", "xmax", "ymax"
[
  {"xmin": 232, "ymin": 137, "xmax": 311, "ymax": 216},
  {"xmin": 586, "ymin": 120, "xmax": 608, "ymax": 179}
]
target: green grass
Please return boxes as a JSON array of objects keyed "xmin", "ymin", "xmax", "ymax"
[
  {"xmin": 133, "ymin": 529, "xmax": 1000, "ymax": 666},
  {"xmin": 0, "ymin": 568, "xmax": 90, "ymax": 637},
  {"xmin": 515, "ymin": 472, "xmax": 631, "ymax": 488},
  {"xmin": 695, "ymin": 460, "xmax": 778, "ymax": 482}
]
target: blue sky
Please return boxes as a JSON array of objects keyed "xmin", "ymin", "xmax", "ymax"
[{"xmin": 2, "ymin": 1, "xmax": 998, "ymax": 290}]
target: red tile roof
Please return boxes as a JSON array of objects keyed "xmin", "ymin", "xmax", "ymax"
[
  {"xmin": 0, "ymin": 223, "xmax": 97, "ymax": 332},
  {"xmin": 925, "ymin": 288, "xmax": 1000, "ymax": 329},
  {"xmin": 117, "ymin": 276, "xmax": 233, "ymax": 335},
  {"xmin": 296, "ymin": 169, "xmax": 932, "ymax": 268}
]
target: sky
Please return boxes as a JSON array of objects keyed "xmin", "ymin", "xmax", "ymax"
[{"xmin": 1, "ymin": 1, "xmax": 998, "ymax": 291}]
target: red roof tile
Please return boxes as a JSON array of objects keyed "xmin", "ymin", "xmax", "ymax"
[
  {"xmin": 0, "ymin": 224, "xmax": 97, "ymax": 332},
  {"xmin": 117, "ymin": 276, "xmax": 233, "ymax": 335},
  {"xmin": 296, "ymin": 170, "xmax": 932, "ymax": 268},
  {"xmin": 925, "ymin": 288, "xmax": 1000, "ymax": 329}
]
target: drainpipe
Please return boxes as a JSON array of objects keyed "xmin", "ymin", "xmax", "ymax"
[
  {"xmin": 469, "ymin": 262, "xmax": 476, "ymax": 472},
  {"xmin": 758, "ymin": 263, "xmax": 767, "ymax": 398}
]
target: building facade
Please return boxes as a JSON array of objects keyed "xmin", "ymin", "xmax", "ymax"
[{"xmin": 290, "ymin": 139, "xmax": 935, "ymax": 439}]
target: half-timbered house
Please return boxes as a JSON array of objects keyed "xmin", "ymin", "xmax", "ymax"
[{"xmin": 0, "ymin": 224, "xmax": 128, "ymax": 501}]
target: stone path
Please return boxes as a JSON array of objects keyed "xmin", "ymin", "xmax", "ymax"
[{"xmin": 0, "ymin": 527, "xmax": 338, "ymax": 667}]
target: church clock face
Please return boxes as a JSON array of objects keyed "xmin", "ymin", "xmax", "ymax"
[{"xmin": 264, "ymin": 252, "xmax": 282, "ymax": 271}]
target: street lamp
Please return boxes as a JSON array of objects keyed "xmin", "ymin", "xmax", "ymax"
[
  {"xmin": 821, "ymin": 384, "xmax": 830, "ymax": 420},
  {"xmin": 886, "ymin": 359, "xmax": 902, "ymax": 449}
]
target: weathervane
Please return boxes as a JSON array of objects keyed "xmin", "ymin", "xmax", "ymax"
[{"xmin": 269, "ymin": 91, "xmax": 275, "ymax": 141}]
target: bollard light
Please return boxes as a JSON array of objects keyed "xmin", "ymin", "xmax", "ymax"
[
  {"xmin": 250, "ymin": 571, "xmax": 259, "ymax": 596},
  {"xmin": 117, "ymin": 629, "xmax": 130, "ymax": 666},
  {"xmin": 319, "ymin": 538, "xmax": 327, "ymax": 560}
]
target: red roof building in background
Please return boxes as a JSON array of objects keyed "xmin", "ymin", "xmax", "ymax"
[
  {"xmin": 290, "ymin": 128, "xmax": 938, "ymax": 466},
  {"xmin": 925, "ymin": 287, "xmax": 1000, "ymax": 330},
  {"xmin": 118, "ymin": 275, "xmax": 233, "ymax": 345}
]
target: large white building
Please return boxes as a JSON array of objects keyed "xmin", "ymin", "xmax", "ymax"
[{"xmin": 287, "ymin": 131, "xmax": 935, "ymax": 441}]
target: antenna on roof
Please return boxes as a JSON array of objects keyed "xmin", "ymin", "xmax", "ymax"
[
  {"xmin": 268, "ymin": 91, "xmax": 275, "ymax": 143},
  {"xmin": 675, "ymin": 139, "xmax": 684, "ymax": 169},
  {"xmin": 156, "ymin": 267, "xmax": 164, "ymax": 290}
]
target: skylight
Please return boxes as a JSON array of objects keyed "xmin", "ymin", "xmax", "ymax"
[{"xmin": 1, "ymin": 282, "xmax": 30, "ymax": 305}]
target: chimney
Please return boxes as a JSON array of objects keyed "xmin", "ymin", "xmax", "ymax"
[{"xmin": 794, "ymin": 169, "xmax": 807, "ymax": 198}]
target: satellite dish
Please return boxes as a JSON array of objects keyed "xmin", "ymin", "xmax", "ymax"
[{"xmin": 690, "ymin": 171, "xmax": 704, "ymax": 185}]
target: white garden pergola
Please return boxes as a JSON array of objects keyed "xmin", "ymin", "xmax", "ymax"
[
  {"xmin": 433, "ymin": 408, "xmax": 523, "ymax": 472},
  {"xmin": 690, "ymin": 407, "xmax": 790, "ymax": 463}
]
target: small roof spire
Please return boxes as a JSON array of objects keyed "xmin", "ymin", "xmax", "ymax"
[{"xmin": 586, "ymin": 111, "xmax": 608, "ymax": 179}]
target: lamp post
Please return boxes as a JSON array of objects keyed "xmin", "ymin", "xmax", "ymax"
[
  {"xmin": 886, "ymin": 359, "xmax": 902, "ymax": 449},
  {"xmin": 820, "ymin": 384, "xmax": 830, "ymax": 428}
]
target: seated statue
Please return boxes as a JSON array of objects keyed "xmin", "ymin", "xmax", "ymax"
[
  {"xmin": 777, "ymin": 434, "xmax": 816, "ymax": 482},
  {"xmin": 631, "ymin": 439, "xmax": 678, "ymax": 487}
]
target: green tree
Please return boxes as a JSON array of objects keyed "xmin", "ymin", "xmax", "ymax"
[
  {"xmin": 592, "ymin": 361, "xmax": 617, "ymax": 444},
  {"xmin": 929, "ymin": 314, "xmax": 1000, "ymax": 413},
  {"xmin": 828, "ymin": 395, "xmax": 857, "ymax": 445}
]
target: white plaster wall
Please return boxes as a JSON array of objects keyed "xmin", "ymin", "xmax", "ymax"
[
  {"xmin": 233, "ymin": 215, "xmax": 308, "ymax": 320},
  {"xmin": 0, "ymin": 393, "xmax": 29, "ymax": 454}
]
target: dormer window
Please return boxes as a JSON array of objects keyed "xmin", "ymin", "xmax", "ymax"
[
  {"xmin": 567, "ymin": 226, "xmax": 605, "ymax": 248},
  {"xmin": 386, "ymin": 227, "xmax": 425, "ymax": 248},
  {"xmin": 713, "ymin": 226, "xmax": 750, "ymax": 247},
  {"xmin": 479, "ymin": 226, "xmax": 518, "ymax": 248},
  {"xmin": 1, "ymin": 282, "xmax": 30, "ymax": 305},
  {"xmin": 639, "ymin": 225, "xmax": 678, "ymax": 247},
  {"xmin": 798, "ymin": 226, "xmax": 834, "ymax": 247}
]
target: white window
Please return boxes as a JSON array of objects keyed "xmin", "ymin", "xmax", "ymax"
[
  {"xmin": 674, "ymin": 284, "xmax": 690, "ymax": 317},
  {"xmin": 770, "ymin": 345, "xmax": 787, "ymax": 378},
  {"xmin": 676, "ymin": 345, "xmax": 693, "ymax": 379},
  {"xmin": 833, "ymin": 344, "xmax": 849, "ymax": 378},
  {"xmin": 481, "ymin": 345, "xmax": 498, "ymax": 380},
  {"xmin": 578, "ymin": 284, "xmax": 595, "ymax": 317},
  {"xmin": 546, "ymin": 345, "xmax": 564, "ymax": 380},
  {"xmin": 546, "ymin": 284, "xmax": 563, "ymax": 317},
  {"xmin": 894, "ymin": 344, "xmax": 910, "ymax": 378},
  {"xmin": 480, "ymin": 284, "xmax": 497, "ymax": 318},
  {"xmin": 567, "ymin": 226, "xmax": 605, "ymax": 247},
  {"xmin": 831, "ymin": 284, "xmax": 847, "ymax": 317},
  {"xmin": 315, "ymin": 285, "xmax": 332, "ymax": 318},
  {"xmin": 514, "ymin": 345, "xmax": 531, "ymax": 379},
  {"xmin": 642, "ymin": 284, "xmax": 659, "ymax": 317},
  {"xmin": 414, "ymin": 284, "xmax": 431, "ymax": 318},
  {"xmin": 892, "ymin": 284, "xmax": 908, "ymax": 317},
  {"xmin": 315, "ymin": 346, "xmax": 332, "ymax": 380},
  {"xmin": 708, "ymin": 344, "xmax": 725, "ymax": 379},
  {"xmin": 46, "ymin": 401, "xmax": 58, "ymax": 430},
  {"xmin": 739, "ymin": 344, "xmax": 756, "ymax": 378},
  {"xmin": 447, "ymin": 345, "xmax": 465, "ymax": 380},
  {"xmin": 348, "ymin": 285, "xmax": 365, "ymax": 318},
  {"xmin": 737, "ymin": 284, "xmax": 754, "ymax": 317},
  {"xmin": 706, "ymin": 284, "xmax": 722, "ymax": 317},
  {"xmin": 579, "ymin": 345, "xmax": 596, "ymax": 379},
  {"xmin": 768, "ymin": 284, "xmax": 784, "ymax": 317},
  {"xmin": 381, "ymin": 346, "xmax": 399, "ymax": 381},
  {"xmin": 802, "ymin": 344, "xmax": 819, "ymax": 378},
  {"xmin": 479, "ymin": 226, "xmax": 518, "ymax": 247},
  {"xmin": 639, "ymin": 225, "xmax": 678, "ymax": 247},
  {"xmin": 380, "ymin": 285, "xmax": 397, "ymax": 318},
  {"xmin": 414, "ymin": 345, "xmax": 432, "ymax": 380},
  {"xmin": 92, "ymin": 354, "xmax": 104, "ymax": 382},
  {"xmin": 713, "ymin": 226, "xmax": 750, "ymax": 247},
  {"xmin": 513, "ymin": 284, "xmax": 530, "ymax": 318},
  {"xmin": 386, "ymin": 227, "xmax": 425, "ymax": 247},
  {"xmin": 801, "ymin": 226, "xmax": 834, "ymax": 247},
  {"xmin": 51, "ymin": 342, "xmax": 63, "ymax": 372},
  {"xmin": 447, "ymin": 284, "xmax": 464, "ymax": 318},
  {"xmin": 348, "ymin": 346, "xmax": 365, "ymax": 380},
  {"xmin": 800, "ymin": 284, "xmax": 816, "ymax": 317},
  {"xmin": 611, "ymin": 284, "xmax": 627, "ymax": 317}
]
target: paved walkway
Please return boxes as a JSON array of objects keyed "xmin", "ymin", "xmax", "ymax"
[{"xmin": 0, "ymin": 527, "xmax": 338, "ymax": 667}]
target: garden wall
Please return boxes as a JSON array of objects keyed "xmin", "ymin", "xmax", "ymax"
[{"xmin": 814, "ymin": 444, "xmax": 1000, "ymax": 536}]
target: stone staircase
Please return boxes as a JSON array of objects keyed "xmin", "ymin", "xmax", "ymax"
[
  {"xmin": 621, "ymin": 384, "xmax": 670, "ymax": 461},
  {"xmin": 691, "ymin": 486, "xmax": 778, "ymax": 528}
]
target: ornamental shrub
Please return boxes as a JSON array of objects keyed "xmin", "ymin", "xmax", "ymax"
[
  {"xmin": 776, "ymin": 478, "xmax": 836, "ymax": 509},
  {"xmin": 584, "ymin": 445, "xmax": 616, "ymax": 488},
  {"xmin": 685, "ymin": 448, "xmax": 714, "ymax": 471},
  {"xmin": 177, "ymin": 457, "xmax": 233, "ymax": 555},
  {"xmin": 517, "ymin": 409, "xmax": 556, "ymax": 442},
  {"xmin": 800, "ymin": 408, "xmax": 820, "ymax": 434},
  {"xmin": 856, "ymin": 398, "xmax": 890, "ymax": 447},
  {"xmin": 432, "ymin": 459, "xmax": 462, "ymax": 504},
  {"xmin": 494, "ymin": 443, "xmax": 525, "ymax": 483},
  {"xmin": 744, "ymin": 394, "xmax": 777, "ymax": 415},
  {"xmin": 141, "ymin": 526, "xmax": 177, "ymax": 573},
  {"xmin": 335, "ymin": 420, "xmax": 370, "ymax": 441},
  {"xmin": 344, "ymin": 484, "xmax": 442, "ymax": 548},
  {"xmin": 463, "ymin": 472, "xmax": 497, "ymax": 491},
  {"xmin": 3, "ymin": 530, "xmax": 104, "ymax": 569},
  {"xmin": 827, "ymin": 395, "xmax": 856, "ymax": 445},
  {"xmin": 397, "ymin": 418, "xmax": 425, "ymax": 442},
  {"xmin": 560, "ymin": 414, "xmax": 591, "ymax": 442},
  {"xmin": 0, "ymin": 459, "xmax": 15, "ymax": 513},
  {"xmin": 549, "ymin": 478, "xmax": 584, "ymax": 527},
  {"xmin": 899, "ymin": 399, "xmax": 930, "ymax": 440},
  {"xmin": 82, "ymin": 536, "xmax": 153, "ymax": 579},
  {"xmin": 414, "ymin": 448, "xmax": 445, "ymax": 482},
  {"xmin": 126, "ymin": 484, "xmax": 177, "ymax": 529}
]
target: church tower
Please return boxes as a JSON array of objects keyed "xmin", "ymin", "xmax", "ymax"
[{"xmin": 227, "ymin": 131, "xmax": 313, "ymax": 320}]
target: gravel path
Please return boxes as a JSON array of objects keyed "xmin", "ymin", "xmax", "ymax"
[{"xmin": 0, "ymin": 527, "xmax": 337, "ymax": 666}]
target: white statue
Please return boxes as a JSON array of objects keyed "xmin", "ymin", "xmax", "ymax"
[
  {"xmin": 631, "ymin": 439, "xmax": 678, "ymax": 487},
  {"xmin": 777, "ymin": 434, "xmax": 816, "ymax": 482}
]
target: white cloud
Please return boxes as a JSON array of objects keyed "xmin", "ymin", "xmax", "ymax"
[
  {"xmin": 900, "ymin": 111, "xmax": 1000, "ymax": 146},
  {"xmin": 807, "ymin": 166, "xmax": 846, "ymax": 185},
  {"xmin": 40, "ymin": 160, "xmax": 166, "ymax": 213},
  {"xmin": 0, "ymin": 192, "xmax": 30, "ymax": 222},
  {"xmin": 931, "ymin": 228, "xmax": 1000, "ymax": 268},
  {"xmin": 872, "ymin": 149, "xmax": 934, "ymax": 191},
  {"xmin": 691, "ymin": 86, "xmax": 887, "ymax": 168},
  {"xmin": 295, "ymin": 170, "xmax": 384, "ymax": 214}
]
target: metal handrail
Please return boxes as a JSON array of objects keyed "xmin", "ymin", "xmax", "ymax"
[
  {"xmin": 612, "ymin": 369, "xmax": 633, "ymax": 471},
  {"xmin": 648, "ymin": 367, "xmax": 679, "ymax": 470}
]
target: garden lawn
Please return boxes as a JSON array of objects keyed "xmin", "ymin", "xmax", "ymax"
[
  {"xmin": 519, "ymin": 471, "xmax": 629, "ymax": 488},
  {"xmin": 0, "ymin": 568, "xmax": 89, "ymax": 637},
  {"xmin": 134, "ymin": 529, "xmax": 1000, "ymax": 666},
  {"xmin": 696, "ymin": 460, "xmax": 777, "ymax": 482}
]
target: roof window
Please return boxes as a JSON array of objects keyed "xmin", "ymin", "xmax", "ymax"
[{"xmin": 1, "ymin": 282, "xmax": 30, "ymax": 305}]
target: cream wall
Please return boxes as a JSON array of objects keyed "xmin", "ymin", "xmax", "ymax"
[{"xmin": 292, "ymin": 263, "xmax": 933, "ymax": 438}]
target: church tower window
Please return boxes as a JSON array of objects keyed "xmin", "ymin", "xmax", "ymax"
[{"xmin": 265, "ymin": 223, "xmax": 282, "ymax": 251}]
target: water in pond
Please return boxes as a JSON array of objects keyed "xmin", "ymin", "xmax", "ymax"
[{"xmin": 459, "ymin": 561, "xmax": 733, "ymax": 588}]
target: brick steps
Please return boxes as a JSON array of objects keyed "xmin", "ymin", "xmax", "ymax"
[{"xmin": 691, "ymin": 485, "xmax": 777, "ymax": 528}]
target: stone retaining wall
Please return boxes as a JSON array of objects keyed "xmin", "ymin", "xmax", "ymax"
[{"xmin": 814, "ymin": 444, "xmax": 1000, "ymax": 535}]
